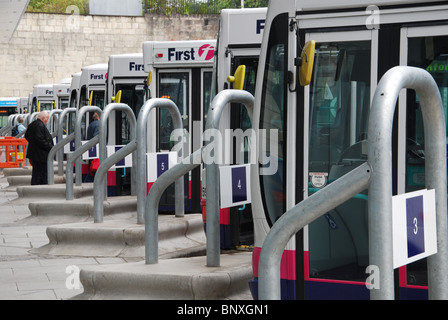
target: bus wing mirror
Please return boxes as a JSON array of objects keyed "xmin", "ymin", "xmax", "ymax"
[
  {"xmin": 89, "ymin": 91, "xmax": 93, "ymax": 106},
  {"xmin": 227, "ymin": 65, "xmax": 246, "ymax": 90},
  {"xmin": 115, "ymin": 90, "xmax": 122, "ymax": 103},
  {"xmin": 299, "ymin": 40, "xmax": 315, "ymax": 86},
  {"xmin": 111, "ymin": 90, "xmax": 122, "ymax": 103},
  {"xmin": 146, "ymin": 70, "xmax": 152, "ymax": 87}
]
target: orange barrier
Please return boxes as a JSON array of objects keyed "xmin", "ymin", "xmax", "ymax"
[{"xmin": 0, "ymin": 137, "xmax": 28, "ymax": 168}]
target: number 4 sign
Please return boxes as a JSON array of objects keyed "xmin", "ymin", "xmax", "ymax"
[
  {"xmin": 392, "ymin": 189, "xmax": 437, "ymax": 269},
  {"xmin": 219, "ymin": 164, "xmax": 251, "ymax": 208}
]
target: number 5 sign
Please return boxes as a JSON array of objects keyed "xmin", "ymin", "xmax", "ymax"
[
  {"xmin": 392, "ymin": 189, "xmax": 437, "ymax": 268},
  {"xmin": 219, "ymin": 164, "xmax": 251, "ymax": 208},
  {"xmin": 146, "ymin": 152, "xmax": 177, "ymax": 183}
]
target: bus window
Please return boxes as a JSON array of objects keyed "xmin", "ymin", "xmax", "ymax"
[
  {"xmin": 232, "ymin": 56, "xmax": 258, "ymax": 132},
  {"xmin": 203, "ymin": 71, "xmax": 212, "ymax": 124},
  {"xmin": 405, "ymin": 35, "xmax": 448, "ymax": 287},
  {"xmin": 90, "ymin": 90, "xmax": 105, "ymax": 109},
  {"xmin": 39, "ymin": 102, "xmax": 54, "ymax": 111},
  {"xmin": 158, "ymin": 72, "xmax": 190, "ymax": 152},
  {"xmin": 0, "ymin": 107, "xmax": 15, "ymax": 128},
  {"xmin": 79, "ymin": 86, "xmax": 87, "ymax": 108},
  {"xmin": 59, "ymin": 98, "xmax": 69, "ymax": 109},
  {"xmin": 115, "ymin": 84, "xmax": 145, "ymax": 145},
  {"xmin": 308, "ymin": 40, "xmax": 371, "ymax": 282},
  {"xmin": 259, "ymin": 13, "xmax": 288, "ymax": 227}
]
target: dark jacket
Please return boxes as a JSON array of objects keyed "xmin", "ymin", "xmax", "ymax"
[{"xmin": 25, "ymin": 119, "xmax": 54, "ymax": 163}]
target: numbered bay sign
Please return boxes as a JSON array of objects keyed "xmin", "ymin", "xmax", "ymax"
[
  {"xmin": 81, "ymin": 141, "xmax": 99, "ymax": 160},
  {"xmin": 392, "ymin": 189, "xmax": 437, "ymax": 269},
  {"xmin": 53, "ymin": 135, "xmax": 65, "ymax": 146},
  {"xmin": 61, "ymin": 136, "xmax": 76, "ymax": 154},
  {"xmin": 106, "ymin": 145, "xmax": 132, "ymax": 168},
  {"xmin": 146, "ymin": 151, "xmax": 177, "ymax": 183},
  {"xmin": 219, "ymin": 164, "xmax": 251, "ymax": 208}
]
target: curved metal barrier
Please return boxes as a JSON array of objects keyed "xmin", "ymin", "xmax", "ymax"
[
  {"xmin": 144, "ymin": 89, "xmax": 255, "ymax": 267},
  {"xmin": 136, "ymin": 98, "xmax": 184, "ymax": 225},
  {"xmin": 47, "ymin": 108, "xmax": 76, "ymax": 185},
  {"xmin": 63, "ymin": 106, "xmax": 102, "ymax": 199},
  {"xmin": 93, "ymin": 103, "xmax": 136, "ymax": 223},
  {"xmin": 258, "ymin": 66, "xmax": 447, "ymax": 300},
  {"xmin": 74, "ymin": 106, "xmax": 103, "ymax": 187}
]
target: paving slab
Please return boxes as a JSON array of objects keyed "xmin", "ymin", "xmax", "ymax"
[
  {"xmin": 31, "ymin": 214, "xmax": 206, "ymax": 259},
  {"xmin": 15, "ymin": 183, "xmax": 93, "ymax": 200},
  {"xmin": 73, "ymin": 252, "xmax": 253, "ymax": 300}
]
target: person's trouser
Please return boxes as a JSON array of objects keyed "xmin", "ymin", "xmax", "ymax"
[{"xmin": 31, "ymin": 160, "xmax": 48, "ymax": 185}]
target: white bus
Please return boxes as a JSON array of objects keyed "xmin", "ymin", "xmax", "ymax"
[
  {"xmin": 214, "ymin": 7, "xmax": 267, "ymax": 250},
  {"xmin": 106, "ymin": 53, "xmax": 147, "ymax": 196},
  {"xmin": 68, "ymin": 72, "xmax": 82, "ymax": 110},
  {"xmin": 77, "ymin": 63, "xmax": 107, "ymax": 111},
  {"xmin": 142, "ymin": 40, "xmax": 216, "ymax": 212},
  {"xmin": 30, "ymin": 84, "xmax": 56, "ymax": 113},
  {"xmin": 17, "ymin": 97, "xmax": 28, "ymax": 114},
  {"xmin": 250, "ymin": 0, "xmax": 448, "ymax": 300},
  {"xmin": 54, "ymin": 78, "xmax": 72, "ymax": 110}
]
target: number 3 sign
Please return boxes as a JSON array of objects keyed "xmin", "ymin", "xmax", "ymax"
[{"xmin": 392, "ymin": 189, "xmax": 437, "ymax": 269}]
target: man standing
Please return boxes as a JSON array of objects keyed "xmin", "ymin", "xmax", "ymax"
[
  {"xmin": 25, "ymin": 111, "xmax": 54, "ymax": 185},
  {"xmin": 87, "ymin": 112, "xmax": 100, "ymax": 140},
  {"xmin": 84, "ymin": 112, "xmax": 100, "ymax": 182}
]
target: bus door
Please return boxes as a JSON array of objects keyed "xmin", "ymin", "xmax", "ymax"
[
  {"xmin": 114, "ymin": 80, "xmax": 145, "ymax": 196},
  {"xmin": 229, "ymin": 55, "xmax": 259, "ymax": 248},
  {"xmin": 157, "ymin": 68, "xmax": 212, "ymax": 212},
  {"xmin": 397, "ymin": 24, "xmax": 448, "ymax": 300},
  {"xmin": 303, "ymin": 30, "xmax": 377, "ymax": 299}
]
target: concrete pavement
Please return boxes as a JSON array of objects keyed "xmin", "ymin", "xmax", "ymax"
[
  {"xmin": 0, "ymin": 168, "xmax": 254, "ymax": 300},
  {"xmin": 0, "ymin": 171, "xmax": 143, "ymax": 300}
]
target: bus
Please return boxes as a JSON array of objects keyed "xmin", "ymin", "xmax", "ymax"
[
  {"xmin": 54, "ymin": 78, "xmax": 72, "ymax": 110},
  {"xmin": 77, "ymin": 63, "xmax": 107, "ymax": 111},
  {"xmin": 67, "ymin": 64, "xmax": 107, "ymax": 180},
  {"xmin": 0, "ymin": 97, "xmax": 18, "ymax": 129},
  {"xmin": 142, "ymin": 40, "xmax": 216, "ymax": 213},
  {"xmin": 68, "ymin": 72, "xmax": 82, "ymax": 110},
  {"xmin": 17, "ymin": 97, "xmax": 28, "ymax": 114},
  {"xmin": 250, "ymin": 0, "xmax": 448, "ymax": 300},
  {"xmin": 30, "ymin": 84, "xmax": 56, "ymax": 113},
  {"xmin": 214, "ymin": 7, "xmax": 266, "ymax": 249},
  {"xmin": 106, "ymin": 53, "xmax": 147, "ymax": 196}
]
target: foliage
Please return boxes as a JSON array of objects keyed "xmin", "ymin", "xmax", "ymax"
[
  {"xmin": 27, "ymin": 0, "xmax": 89, "ymax": 14},
  {"xmin": 26, "ymin": 0, "xmax": 269, "ymax": 15},
  {"xmin": 147, "ymin": 0, "xmax": 269, "ymax": 15}
]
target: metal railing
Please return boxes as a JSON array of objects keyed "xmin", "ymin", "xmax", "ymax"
[
  {"xmin": 144, "ymin": 89, "xmax": 254, "ymax": 267},
  {"xmin": 258, "ymin": 66, "xmax": 448, "ymax": 300},
  {"xmin": 136, "ymin": 98, "xmax": 184, "ymax": 225},
  {"xmin": 64, "ymin": 106, "xmax": 102, "ymax": 199},
  {"xmin": 93, "ymin": 103, "xmax": 137, "ymax": 223}
]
